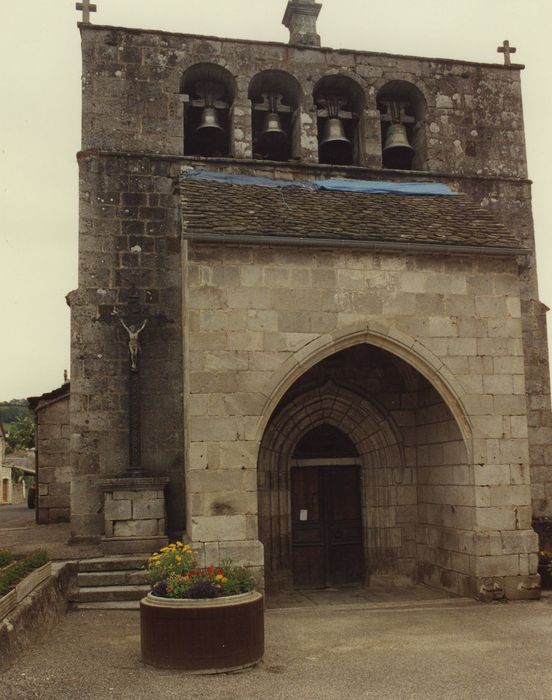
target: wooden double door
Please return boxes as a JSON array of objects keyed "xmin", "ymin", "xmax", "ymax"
[{"xmin": 291, "ymin": 465, "xmax": 364, "ymax": 588}]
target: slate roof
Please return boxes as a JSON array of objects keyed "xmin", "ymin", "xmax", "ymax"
[
  {"xmin": 28, "ymin": 383, "xmax": 70, "ymax": 413},
  {"xmin": 180, "ymin": 177, "xmax": 522, "ymax": 252}
]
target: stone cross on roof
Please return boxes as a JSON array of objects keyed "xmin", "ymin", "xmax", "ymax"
[
  {"xmin": 76, "ymin": 0, "xmax": 97, "ymax": 24},
  {"xmin": 497, "ymin": 40, "xmax": 517, "ymax": 66}
]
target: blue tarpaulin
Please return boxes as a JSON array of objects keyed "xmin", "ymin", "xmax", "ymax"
[
  {"xmin": 182, "ymin": 168, "xmax": 455, "ymax": 196},
  {"xmin": 314, "ymin": 179, "xmax": 454, "ymax": 196}
]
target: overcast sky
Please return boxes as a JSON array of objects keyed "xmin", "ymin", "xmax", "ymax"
[{"xmin": 1, "ymin": 0, "xmax": 551, "ymax": 399}]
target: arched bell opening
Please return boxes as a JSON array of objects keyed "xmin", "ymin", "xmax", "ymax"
[
  {"xmin": 377, "ymin": 80, "xmax": 427, "ymax": 171},
  {"xmin": 313, "ymin": 74, "xmax": 366, "ymax": 166},
  {"xmin": 248, "ymin": 70, "xmax": 303, "ymax": 162},
  {"xmin": 180, "ymin": 63, "xmax": 236, "ymax": 157},
  {"xmin": 258, "ymin": 344, "xmax": 472, "ymax": 597}
]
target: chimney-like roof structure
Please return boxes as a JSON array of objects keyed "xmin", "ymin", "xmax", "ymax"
[{"xmin": 282, "ymin": 0, "xmax": 322, "ymax": 47}]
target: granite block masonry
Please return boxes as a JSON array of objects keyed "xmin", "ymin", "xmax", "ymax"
[
  {"xmin": 29, "ymin": 384, "xmax": 71, "ymax": 524},
  {"xmin": 66, "ymin": 0, "xmax": 552, "ymax": 598}
]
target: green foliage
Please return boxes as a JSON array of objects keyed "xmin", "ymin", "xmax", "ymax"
[
  {"xmin": 147, "ymin": 544, "xmax": 255, "ymax": 599},
  {"xmin": 0, "ymin": 550, "xmax": 48, "ymax": 596},
  {"xmin": 147, "ymin": 541, "xmax": 195, "ymax": 582},
  {"xmin": 0, "ymin": 400, "xmax": 31, "ymax": 427},
  {"xmin": 219, "ymin": 559, "xmax": 256, "ymax": 596},
  {"xmin": 0, "ymin": 549, "xmax": 14, "ymax": 568},
  {"xmin": 6, "ymin": 416, "xmax": 35, "ymax": 451},
  {"xmin": 164, "ymin": 562, "xmax": 255, "ymax": 599}
]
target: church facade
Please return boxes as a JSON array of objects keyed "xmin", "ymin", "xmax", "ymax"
[{"xmin": 69, "ymin": 0, "xmax": 552, "ymax": 599}]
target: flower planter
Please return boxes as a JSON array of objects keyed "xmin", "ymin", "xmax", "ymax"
[
  {"xmin": 0, "ymin": 562, "xmax": 51, "ymax": 620},
  {"xmin": 140, "ymin": 590, "xmax": 264, "ymax": 673}
]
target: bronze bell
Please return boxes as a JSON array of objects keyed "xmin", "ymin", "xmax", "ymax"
[
  {"xmin": 196, "ymin": 106, "xmax": 225, "ymax": 133},
  {"xmin": 319, "ymin": 117, "xmax": 352, "ymax": 165},
  {"xmin": 320, "ymin": 117, "xmax": 351, "ymax": 148},
  {"xmin": 383, "ymin": 123, "xmax": 414, "ymax": 154},
  {"xmin": 260, "ymin": 111, "xmax": 287, "ymax": 147}
]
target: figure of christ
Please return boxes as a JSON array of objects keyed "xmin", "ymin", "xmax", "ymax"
[{"xmin": 120, "ymin": 319, "xmax": 148, "ymax": 371}]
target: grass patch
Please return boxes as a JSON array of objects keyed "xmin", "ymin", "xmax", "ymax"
[
  {"xmin": 0, "ymin": 550, "xmax": 48, "ymax": 596},
  {"xmin": 0, "ymin": 548, "xmax": 14, "ymax": 568}
]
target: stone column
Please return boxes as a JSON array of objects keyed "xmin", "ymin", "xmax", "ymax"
[
  {"xmin": 299, "ymin": 102, "xmax": 320, "ymax": 163},
  {"xmin": 233, "ymin": 89, "xmax": 253, "ymax": 159},
  {"xmin": 364, "ymin": 108, "xmax": 383, "ymax": 168}
]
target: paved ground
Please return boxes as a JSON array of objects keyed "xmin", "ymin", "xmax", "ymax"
[
  {"xmin": 3, "ymin": 505, "xmax": 552, "ymax": 699},
  {"xmin": 266, "ymin": 580, "xmax": 454, "ymax": 609},
  {"xmin": 2, "ymin": 597, "xmax": 552, "ymax": 700},
  {"xmin": 0, "ymin": 501, "xmax": 33, "ymax": 525},
  {"xmin": 0, "ymin": 503, "xmax": 101, "ymax": 560}
]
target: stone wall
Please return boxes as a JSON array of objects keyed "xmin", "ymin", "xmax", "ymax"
[
  {"xmin": 0, "ymin": 563, "xmax": 77, "ymax": 672},
  {"xmin": 184, "ymin": 243, "xmax": 537, "ymax": 595},
  {"xmin": 72, "ymin": 148, "xmax": 552, "ymax": 546},
  {"xmin": 70, "ymin": 154, "xmax": 185, "ymax": 540},
  {"xmin": 34, "ymin": 392, "xmax": 70, "ymax": 523},
  {"xmin": 415, "ymin": 385, "xmax": 473, "ymax": 595}
]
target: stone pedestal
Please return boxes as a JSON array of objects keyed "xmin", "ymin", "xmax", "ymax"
[{"xmin": 99, "ymin": 476, "xmax": 169, "ymax": 555}]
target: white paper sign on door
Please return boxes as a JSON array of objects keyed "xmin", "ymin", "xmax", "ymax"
[{"xmin": 300, "ymin": 509, "xmax": 308, "ymax": 521}]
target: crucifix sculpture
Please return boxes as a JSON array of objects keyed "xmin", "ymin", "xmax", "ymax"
[
  {"xmin": 120, "ymin": 319, "xmax": 148, "ymax": 372},
  {"xmin": 116, "ymin": 289, "xmax": 153, "ymax": 477},
  {"xmin": 120, "ymin": 311, "xmax": 148, "ymax": 477},
  {"xmin": 497, "ymin": 40, "xmax": 517, "ymax": 66},
  {"xmin": 96, "ymin": 288, "xmax": 171, "ymax": 478},
  {"xmin": 76, "ymin": 0, "xmax": 97, "ymax": 24}
]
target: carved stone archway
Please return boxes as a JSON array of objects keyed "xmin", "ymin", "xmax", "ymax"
[{"xmin": 258, "ymin": 381, "xmax": 407, "ymax": 590}]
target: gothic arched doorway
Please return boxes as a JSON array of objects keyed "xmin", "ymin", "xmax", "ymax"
[{"xmin": 258, "ymin": 344, "xmax": 471, "ymax": 595}]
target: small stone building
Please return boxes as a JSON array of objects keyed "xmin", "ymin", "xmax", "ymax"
[
  {"xmin": 29, "ymin": 383, "xmax": 71, "ymax": 523},
  {"xmin": 68, "ymin": 0, "xmax": 552, "ymax": 599}
]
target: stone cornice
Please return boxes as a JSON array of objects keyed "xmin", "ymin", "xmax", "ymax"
[
  {"xmin": 78, "ymin": 24, "xmax": 524, "ymax": 72},
  {"xmin": 76, "ymin": 150, "xmax": 533, "ymax": 187}
]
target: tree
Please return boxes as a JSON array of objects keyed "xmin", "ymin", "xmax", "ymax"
[
  {"xmin": 0, "ymin": 401, "xmax": 31, "ymax": 425},
  {"xmin": 6, "ymin": 416, "xmax": 35, "ymax": 451}
]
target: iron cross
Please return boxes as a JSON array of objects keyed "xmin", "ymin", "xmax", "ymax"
[
  {"xmin": 76, "ymin": 0, "xmax": 97, "ymax": 23},
  {"xmin": 497, "ymin": 40, "xmax": 517, "ymax": 66}
]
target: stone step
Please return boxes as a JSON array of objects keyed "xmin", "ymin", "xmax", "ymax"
[
  {"xmin": 76, "ymin": 601, "xmax": 141, "ymax": 611},
  {"xmin": 78, "ymin": 555, "xmax": 149, "ymax": 573},
  {"xmin": 75, "ymin": 584, "xmax": 151, "ymax": 603},
  {"xmin": 78, "ymin": 570, "xmax": 151, "ymax": 587}
]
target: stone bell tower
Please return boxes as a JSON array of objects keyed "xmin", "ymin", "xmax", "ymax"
[{"xmin": 71, "ymin": 0, "xmax": 551, "ymax": 601}]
